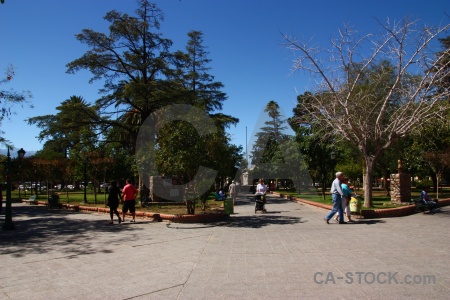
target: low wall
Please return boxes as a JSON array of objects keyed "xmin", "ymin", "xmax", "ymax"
[
  {"xmin": 25, "ymin": 200, "xmax": 227, "ymax": 223},
  {"xmin": 270, "ymin": 191, "xmax": 450, "ymax": 219}
]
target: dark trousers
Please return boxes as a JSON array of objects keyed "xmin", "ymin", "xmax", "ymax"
[{"xmin": 110, "ymin": 207, "xmax": 120, "ymax": 220}]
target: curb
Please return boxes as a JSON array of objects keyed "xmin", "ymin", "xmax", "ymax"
[
  {"xmin": 22, "ymin": 200, "xmax": 228, "ymax": 223},
  {"xmin": 270, "ymin": 192, "xmax": 450, "ymax": 219}
]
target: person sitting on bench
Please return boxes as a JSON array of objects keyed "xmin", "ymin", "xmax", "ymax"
[
  {"xmin": 421, "ymin": 187, "xmax": 438, "ymax": 212},
  {"xmin": 214, "ymin": 189, "xmax": 226, "ymax": 201}
]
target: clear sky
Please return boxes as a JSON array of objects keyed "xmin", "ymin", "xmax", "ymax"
[{"xmin": 1, "ymin": 0, "xmax": 449, "ymax": 157}]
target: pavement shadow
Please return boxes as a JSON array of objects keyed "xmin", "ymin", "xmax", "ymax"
[
  {"xmin": 226, "ymin": 214, "xmax": 305, "ymax": 228},
  {"xmin": 0, "ymin": 205, "xmax": 143, "ymax": 258},
  {"xmin": 347, "ymin": 219, "xmax": 386, "ymax": 225},
  {"xmin": 427, "ymin": 208, "xmax": 450, "ymax": 217}
]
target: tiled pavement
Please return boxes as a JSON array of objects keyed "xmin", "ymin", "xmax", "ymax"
[{"xmin": 1, "ymin": 194, "xmax": 449, "ymax": 299}]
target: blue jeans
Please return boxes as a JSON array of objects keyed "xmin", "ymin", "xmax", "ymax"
[{"xmin": 326, "ymin": 194, "xmax": 344, "ymax": 221}]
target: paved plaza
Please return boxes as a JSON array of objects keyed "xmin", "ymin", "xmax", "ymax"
[{"xmin": 1, "ymin": 193, "xmax": 449, "ymax": 299}]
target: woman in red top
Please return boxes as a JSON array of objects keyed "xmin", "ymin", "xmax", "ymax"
[{"xmin": 122, "ymin": 179, "xmax": 138, "ymax": 222}]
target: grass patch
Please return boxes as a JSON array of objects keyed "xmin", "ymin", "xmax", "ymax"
[{"xmin": 12, "ymin": 190, "xmax": 224, "ymax": 214}]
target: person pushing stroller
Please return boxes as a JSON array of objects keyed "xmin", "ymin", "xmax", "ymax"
[{"xmin": 255, "ymin": 179, "xmax": 267, "ymax": 213}]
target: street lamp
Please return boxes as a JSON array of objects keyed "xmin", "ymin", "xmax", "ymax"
[
  {"xmin": 17, "ymin": 148, "xmax": 26, "ymax": 159},
  {"xmin": 83, "ymin": 158, "xmax": 87, "ymax": 204},
  {"xmin": 331, "ymin": 152, "xmax": 336, "ymax": 182},
  {"xmin": 17, "ymin": 148, "xmax": 25, "ymax": 200},
  {"xmin": 2, "ymin": 147, "xmax": 15, "ymax": 230}
]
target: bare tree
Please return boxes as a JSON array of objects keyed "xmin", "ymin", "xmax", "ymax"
[
  {"xmin": 285, "ymin": 18, "xmax": 450, "ymax": 207},
  {"xmin": 424, "ymin": 147, "xmax": 450, "ymax": 199}
]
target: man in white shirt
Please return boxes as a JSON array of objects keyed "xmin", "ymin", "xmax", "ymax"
[
  {"xmin": 324, "ymin": 172, "xmax": 346, "ymax": 224},
  {"xmin": 228, "ymin": 180, "xmax": 238, "ymax": 205}
]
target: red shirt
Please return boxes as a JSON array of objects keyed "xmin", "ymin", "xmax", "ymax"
[{"xmin": 122, "ymin": 184, "xmax": 137, "ymax": 201}]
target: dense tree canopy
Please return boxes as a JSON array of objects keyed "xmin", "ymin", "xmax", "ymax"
[
  {"xmin": 28, "ymin": 96, "xmax": 97, "ymax": 157},
  {"xmin": 30, "ymin": 0, "xmax": 243, "ymax": 206}
]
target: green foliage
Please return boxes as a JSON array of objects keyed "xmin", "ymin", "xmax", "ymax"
[
  {"xmin": 415, "ymin": 179, "xmax": 433, "ymax": 190},
  {"xmin": 251, "ymin": 101, "xmax": 288, "ymax": 166},
  {"xmin": 28, "ymin": 96, "xmax": 98, "ymax": 157},
  {"xmin": 250, "ymin": 100, "xmax": 308, "ymax": 187},
  {"xmin": 289, "ymin": 92, "xmax": 337, "ymax": 186},
  {"xmin": 0, "ymin": 65, "xmax": 32, "ymax": 144},
  {"xmin": 65, "ymin": 0, "xmax": 176, "ymax": 156},
  {"xmin": 63, "ymin": 2, "xmax": 240, "ymax": 194},
  {"xmin": 24, "ymin": 1, "xmax": 241, "ymax": 203}
]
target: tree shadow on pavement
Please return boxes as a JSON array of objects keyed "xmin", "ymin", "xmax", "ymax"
[
  {"xmin": 226, "ymin": 214, "xmax": 305, "ymax": 228},
  {"xmin": 0, "ymin": 205, "xmax": 144, "ymax": 258}
]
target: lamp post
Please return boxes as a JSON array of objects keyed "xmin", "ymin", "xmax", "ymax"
[
  {"xmin": 17, "ymin": 148, "xmax": 25, "ymax": 200},
  {"xmin": 331, "ymin": 152, "xmax": 336, "ymax": 182},
  {"xmin": 83, "ymin": 158, "xmax": 87, "ymax": 204},
  {"xmin": 2, "ymin": 147, "xmax": 14, "ymax": 230}
]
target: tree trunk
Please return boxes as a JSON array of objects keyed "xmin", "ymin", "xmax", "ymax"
[
  {"xmin": 46, "ymin": 179, "xmax": 50, "ymax": 201},
  {"xmin": 93, "ymin": 178, "xmax": 97, "ymax": 204},
  {"xmin": 186, "ymin": 200, "xmax": 195, "ymax": 214},
  {"xmin": 382, "ymin": 170, "xmax": 390, "ymax": 196},
  {"xmin": 104, "ymin": 171, "xmax": 107, "ymax": 207},
  {"xmin": 431, "ymin": 173, "xmax": 437, "ymax": 193},
  {"xmin": 436, "ymin": 174, "xmax": 440, "ymax": 200},
  {"xmin": 321, "ymin": 177, "xmax": 326, "ymax": 201},
  {"xmin": 363, "ymin": 157, "xmax": 375, "ymax": 208},
  {"xmin": 361, "ymin": 158, "xmax": 366, "ymax": 194}
]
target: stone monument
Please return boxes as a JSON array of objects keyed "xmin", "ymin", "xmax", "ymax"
[
  {"xmin": 390, "ymin": 160, "xmax": 411, "ymax": 203},
  {"xmin": 148, "ymin": 176, "xmax": 185, "ymax": 202}
]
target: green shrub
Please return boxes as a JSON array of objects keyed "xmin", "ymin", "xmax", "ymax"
[{"xmin": 415, "ymin": 180, "xmax": 433, "ymax": 190}]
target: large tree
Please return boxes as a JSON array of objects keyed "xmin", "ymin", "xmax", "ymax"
[
  {"xmin": 285, "ymin": 18, "xmax": 450, "ymax": 207},
  {"xmin": 250, "ymin": 100, "xmax": 307, "ymax": 186},
  {"xmin": 66, "ymin": 2, "xmax": 239, "ymax": 194},
  {"xmin": 290, "ymin": 92, "xmax": 344, "ymax": 198},
  {"xmin": 136, "ymin": 30, "xmax": 239, "ymax": 211},
  {"xmin": 66, "ymin": 0, "xmax": 176, "ymax": 154}
]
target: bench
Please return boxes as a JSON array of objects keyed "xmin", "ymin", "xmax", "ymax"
[
  {"xmin": 413, "ymin": 198, "xmax": 438, "ymax": 213},
  {"xmin": 23, "ymin": 195, "xmax": 37, "ymax": 205},
  {"xmin": 213, "ymin": 192, "xmax": 225, "ymax": 201}
]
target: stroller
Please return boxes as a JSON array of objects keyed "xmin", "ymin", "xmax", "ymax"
[{"xmin": 255, "ymin": 193, "xmax": 267, "ymax": 213}]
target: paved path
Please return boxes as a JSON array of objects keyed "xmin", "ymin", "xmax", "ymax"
[{"xmin": 1, "ymin": 194, "xmax": 449, "ymax": 299}]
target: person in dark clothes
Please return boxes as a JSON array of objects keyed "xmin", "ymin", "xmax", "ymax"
[{"xmin": 107, "ymin": 180, "xmax": 122, "ymax": 224}]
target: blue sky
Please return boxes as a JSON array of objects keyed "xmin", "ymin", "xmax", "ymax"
[{"xmin": 1, "ymin": 0, "xmax": 449, "ymax": 158}]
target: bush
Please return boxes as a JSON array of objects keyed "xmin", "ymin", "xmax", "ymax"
[{"xmin": 415, "ymin": 180, "xmax": 433, "ymax": 190}]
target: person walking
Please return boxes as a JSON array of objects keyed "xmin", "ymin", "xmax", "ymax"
[
  {"xmin": 256, "ymin": 179, "xmax": 267, "ymax": 203},
  {"xmin": 107, "ymin": 180, "xmax": 122, "ymax": 224},
  {"xmin": 335, "ymin": 177, "xmax": 353, "ymax": 222},
  {"xmin": 228, "ymin": 180, "xmax": 238, "ymax": 206},
  {"xmin": 325, "ymin": 172, "xmax": 346, "ymax": 224},
  {"xmin": 122, "ymin": 179, "xmax": 138, "ymax": 222}
]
